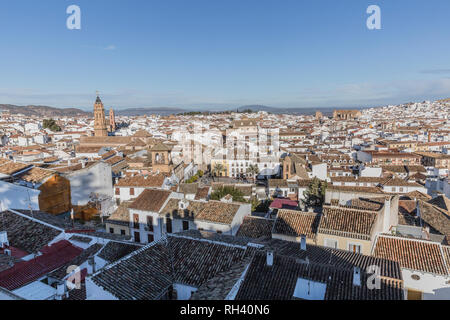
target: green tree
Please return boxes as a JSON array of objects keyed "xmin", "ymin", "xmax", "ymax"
[
  {"xmin": 302, "ymin": 177, "xmax": 327, "ymax": 207},
  {"xmin": 212, "ymin": 163, "xmax": 225, "ymax": 181},
  {"xmin": 42, "ymin": 119, "xmax": 61, "ymax": 132},
  {"xmin": 246, "ymin": 164, "xmax": 259, "ymax": 183},
  {"xmin": 185, "ymin": 175, "xmax": 199, "ymax": 184},
  {"xmin": 210, "ymin": 186, "xmax": 246, "ymax": 203}
]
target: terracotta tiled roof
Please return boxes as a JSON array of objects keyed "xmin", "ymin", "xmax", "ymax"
[
  {"xmin": 194, "ymin": 186, "xmax": 210, "ymax": 200},
  {"xmin": 0, "ymin": 240, "xmax": 83, "ymax": 290},
  {"xmin": 273, "ymin": 210, "xmax": 320, "ymax": 239},
  {"xmin": 327, "ymin": 185, "xmax": 385, "ymax": 194},
  {"xmin": 318, "ymin": 206, "xmax": 378, "ymax": 240},
  {"xmin": 128, "ymin": 189, "xmax": 172, "ymax": 212},
  {"xmin": 15, "ymin": 167, "xmax": 55, "ymax": 183},
  {"xmin": 0, "ymin": 161, "xmax": 32, "ymax": 176},
  {"xmin": 402, "ymin": 190, "xmax": 431, "ymax": 201},
  {"xmin": 373, "ymin": 235, "xmax": 449, "ymax": 275},
  {"xmin": 194, "ymin": 201, "xmax": 242, "ymax": 225},
  {"xmin": 106, "ymin": 202, "xmax": 131, "ymax": 227},
  {"xmin": 115, "ymin": 175, "xmax": 166, "ymax": 188}
]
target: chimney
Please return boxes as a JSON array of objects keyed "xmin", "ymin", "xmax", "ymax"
[
  {"xmin": 87, "ymin": 256, "xmax": 96, "ymax": 275},
  {"xmin": 81, "ymin": 160, "xmax": 86, "ymax": 169},
  {"xmin": 0, "ymin": 231, "xmax": 9, "ymax": 248},
  {"xmin": 353, "ymin": 267, "xmax": 361, "ymax": 286},
  {"xmin": 266, "ymin": 251, "xmax": 274, "ymax": 267},
  {"xmin": 68, "ymin": 159, "xmax": 71, "ymax": 166},
  {"xmin": 55, "ymin": 282, "xmax": 66, "ymax": 301},
  {"xmin": 300, "ymin": 235, "xmax": 307, "ymax": 251},
  {"xmin": 179, "ymin": 199, "xmax": 189, "ymax": 210}
]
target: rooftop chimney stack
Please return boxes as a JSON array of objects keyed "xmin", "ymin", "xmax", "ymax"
[
  {"xmin": 0, "ymin": 231, "xmax": 9, "ymax": 248},
  {"xmin": 300, "ymin": 235, "xmax": 307, "ymax": 251},
  {"xmin": 55, "ymin": 282, "xmax": 66, "ymax": 301},
  {"xmin": 353, "ymin": 267, "xmax": 361, "ymax": 287},
  {"xmin": 266, "ymin": 251, "xmax": 274, "ymax": 267},
  {"xmin": 88, "ymin": 256, "xmax": 96, "ymax": 275}
]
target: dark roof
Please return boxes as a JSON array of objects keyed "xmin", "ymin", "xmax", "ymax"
[
  {"xmin": 0, "ymin": 210, "xmax": 61, "ymax": 254},
  {"xmin": 236, "ymin": 216, "xmax": 275, "ymax": 239},
  {"xmin": 97, "ymin": 241, "xmax": 142, "ymax": 263},
  {"xmin": 259, "ymin": 239, "xmax": 402, "ymax": 280},
  {"xmin": 428, "ymin": 195, "xmax": 450, "ymax": 212},
  {"xmin": 90, "ymin": 235, "xmax": 251, "ymax": 300},
  {"xmin": 12, "ymin": 209, "xmax": 130, "ymax": 241},
  {"xmin": 235, "ymin": 251, "xmax": 403, "ymax": 300}
]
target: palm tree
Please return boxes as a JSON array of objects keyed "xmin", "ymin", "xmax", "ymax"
[
  {"xmin": 212, "ymin": 163, "xmax": 225, "ymax": 181},
  {"xmin": 246, "ymin": 164, "xmax": 259, "ymax": 183}
]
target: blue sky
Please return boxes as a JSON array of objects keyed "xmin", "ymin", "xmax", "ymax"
[{"xmin": 0, "ymin": 0, "xmax": 449, "ymax": 110}]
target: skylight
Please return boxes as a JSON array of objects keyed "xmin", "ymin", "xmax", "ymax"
[{"xmin": 293, "ymin": 278, "xmax": 327, "ymax": 300}]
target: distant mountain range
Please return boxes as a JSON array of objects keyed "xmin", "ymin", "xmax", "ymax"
[
  {"xmin": 0, "ymin": 104, "xmax": 91, "ymax": 117},
  {"xmin": 0, "ymin": 103, "xmax": 366, "ymax": 117},
  {"xmin": 115, "ymin": 107, "xmax": 187, "ymax": 116}
]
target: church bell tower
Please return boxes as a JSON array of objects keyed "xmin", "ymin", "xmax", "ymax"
[{"xmin": 94, "ymin": 92, "xmax": 108, "ymax": 137}]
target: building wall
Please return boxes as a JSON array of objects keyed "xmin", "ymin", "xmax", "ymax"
[
  {"xmin": 65, "ymin": 162, "xmax": 113, "ymax": 206},
  {"xmin": 38, "ymin": 175, "xmax": 71, "ymax": 215},
  {"xmin": 105, "ymin": 223, "xmax": 130, "ymax": 236},
  {"xmin": 316, "ymin": 233, "xmax": 372, "ymax": 255},
  {"xmin": 402, "ymin": 269, "xmax": 450, "ymax": 300},
  {"xmin": 272, "ymin": 233, "xmax": 316, "ymax": 245},
  {"xmin": 85, "ymin": 277, "xmax": 119, "ymax": 300},
  {"xmin": 325, "ymin": 189, "xmax": 383, "ymax": 205}
]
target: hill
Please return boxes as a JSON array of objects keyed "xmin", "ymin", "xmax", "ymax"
[{"xmin": 0, "ymin": 104, "xmax": 91, "ymax": 117}]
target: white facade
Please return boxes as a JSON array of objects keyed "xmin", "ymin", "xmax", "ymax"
[
  {"xmin": 402, "ymin": 269, "xmax": 450, "ymax": 300},
  {"xmin": 0, "ymin": 180, "xmax": 40, "ymax": 211},
  {"xmin": 64, "ymin": 162, "xmax": 113, "ymax": 206}
]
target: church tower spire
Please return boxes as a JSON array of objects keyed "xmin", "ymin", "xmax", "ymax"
[{"xmin": 94, "ymin": 92, "xmax": 108, "ymax": 137}]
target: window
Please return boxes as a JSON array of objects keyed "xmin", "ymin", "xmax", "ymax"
[
  {"xmin": 147, "ymin": 234, "xmax": 154, "ymax": 243},
  {"xmin": 147, "ymin": 216, "xmax": 153, "ymax": 232},
  {"xmin": 115, "ymin": 188, "xmax": 120, "ymax": 195},
  {"xmin": 120, "ymin": 229, "xmax": 125, "ymax": 236},
  {"xmin": 183, "ymin": 220, "xmax": 189, "ymax": 231},
  {"xmin": 109, "ymin": 227, "xmax": 114, "ymax": 234},
  {"xmin": 324, "ymin": 239, "xmax": 338, "ymax": 249},
  {"xmin": 130, "ymin": 188, "xmax": 135, "ymax": 196},
  {"xmin": 407, "ymin": 289, "xmax": 422, "ymax": 300},
  {"xmin": 134, "ymin": 231, "xmax": 140, "ymax": 243},
  {"xmin": 133, "ymin": 214, "xmax": 139, "ymax": 229},
  {"xmin": 166, "ymin": 216, "xmax": 173, "ymax": 234},
  {"xmin": 348, "ymin": 243, "xmax": 361, "ymax": 254}
]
